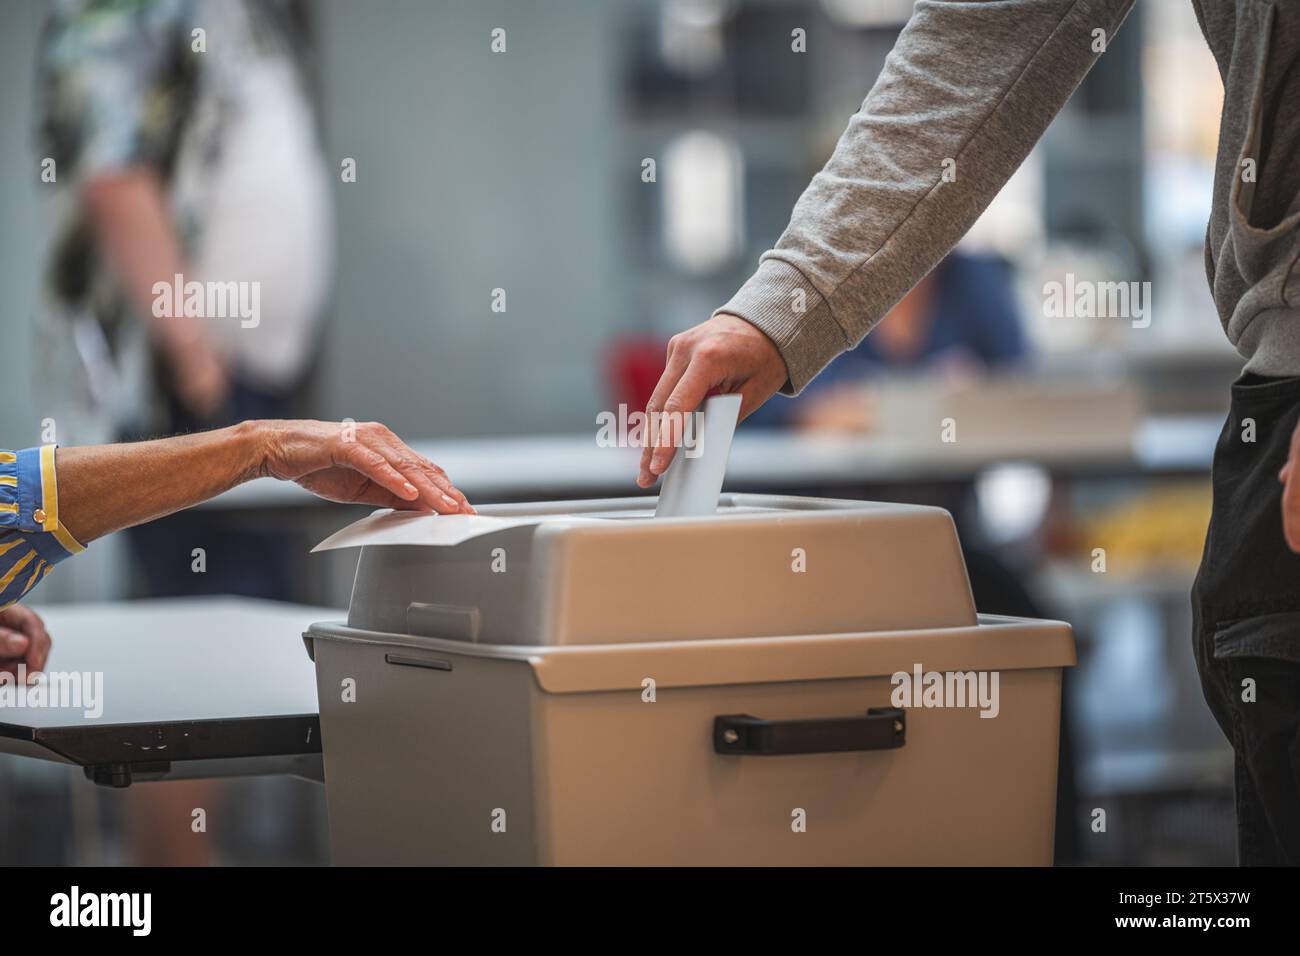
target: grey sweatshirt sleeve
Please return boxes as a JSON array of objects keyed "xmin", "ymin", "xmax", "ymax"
[{"xmin": 718, "ymin": 0, "xmax": 1136, "ymax": 394}]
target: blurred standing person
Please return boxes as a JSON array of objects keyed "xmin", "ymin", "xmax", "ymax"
[
  {"xmin": 35, "ymin": 0, "xmax": 334, "ymax": 863},
  {"xmin": 36, "ymin": 0, "xmax": 332, "ymax": 599}
]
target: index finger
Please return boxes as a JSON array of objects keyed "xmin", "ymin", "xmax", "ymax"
[
  {"xmin": 368, "ymin": 433, "xmax": 474, "ymax": 515},
  {"xmin": 637, "ymin": 347, "xmax": 689, "ymax": 487},
  {"xmin": 339, "ymin": 442, "xmax": 421, "ymax": 503},
  {"xmin": 648, "ymin": 360, "xmax": 715, "ymax": 479}
]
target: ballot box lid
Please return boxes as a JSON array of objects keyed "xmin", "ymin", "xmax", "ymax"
[
  {"xmin": 321, "ymin": 494, "xmax": 987, "ymax": 647},
  {"xmin": 305, "ymin": 612, "xmax": 1075, "ymax": 694}
]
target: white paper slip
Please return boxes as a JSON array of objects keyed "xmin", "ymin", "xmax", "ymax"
[
  {"xmin": 654, "ymin": 393, "xmax": 742, "ymax": 519},
  {"xmin": 311, "ymin": 509, "xmax": 602, "ymax": 552}
]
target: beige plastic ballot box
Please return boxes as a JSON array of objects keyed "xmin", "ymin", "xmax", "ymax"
[{"xmin": 304, "ymin": 494, "xmax": 1075, "ymax": 866}]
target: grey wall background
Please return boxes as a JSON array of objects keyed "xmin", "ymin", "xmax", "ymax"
[
  {"xmin": 0, "ymin": 0, "xmax": 44, "ymax": 447},
  {"xmin": 314, "ymin": 0, "xmax": 622, "ymax": 437},
  {"xmin": 0, "ymin": 0, "xmax": 624, "ymax": 445}
]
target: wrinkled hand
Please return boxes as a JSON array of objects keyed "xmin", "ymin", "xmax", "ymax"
[
  {"xmin": 0, "ymin": 604, "xmax": 51, "ymax": 677},
  {"xmin": 1278, "ymin": 420, "xmax": 1300, "ymax": 551},
  {"xmin": 257, "ymin": 420, "xmax": 474, "ymax": 515},
  {"xmin": 636, "ymin": 314, "xmax": 788, "ymax": 487}
]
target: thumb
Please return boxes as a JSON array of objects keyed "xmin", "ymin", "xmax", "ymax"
[{"xmin": 0, "ymin": 627, "xmax": 29, "ymax": 657}]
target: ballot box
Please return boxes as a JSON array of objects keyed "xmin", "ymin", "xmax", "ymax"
[{"xmin": 304, "ymin": 494, "xmax": 1074, "ymax": 866}]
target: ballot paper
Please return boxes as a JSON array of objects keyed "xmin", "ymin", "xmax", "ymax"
[
  {"xmin": 311, "ymin": 510, "xmax": 601, "ymax": 552},
  {"xmin": 654, "ymin": 393, "xmax": 742, "ymax": 518},
  {"xmin": 313, "ymin": 393, "xmax": 742, "ymax": 552}
]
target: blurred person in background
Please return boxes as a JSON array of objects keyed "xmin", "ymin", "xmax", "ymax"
[
  {"xmin": 745, "ymin": 250, "xmax": 1028, "ymax": 431},
  {"xmin": 35, "ymin": 0, "xmax": 332, "ymax": 863},
  {"xmin": 37, "ymin": 0, "xmax": 331, "ymax": 598},
  {"xmin": 639, "ymin": 0, "xmax": 1300, "ymax": 865}
]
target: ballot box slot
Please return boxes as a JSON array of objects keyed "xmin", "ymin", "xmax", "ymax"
[
  {"xmin": 712, "ymin": 707, "xmax": 906, "ymax": 756},
  {"xmin": 384, "ymin": 653, "xmax": 453, "ymax": 673}
]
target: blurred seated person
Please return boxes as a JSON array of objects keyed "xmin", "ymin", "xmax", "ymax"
[{"xmin": 744, "ymin": 250, "xmax": 1029, "ymax": 432}]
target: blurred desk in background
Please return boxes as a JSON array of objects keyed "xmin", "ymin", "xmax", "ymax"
[{"xmin": 203, "ymin": 412, "xmax": 1223, "ymax": 509}]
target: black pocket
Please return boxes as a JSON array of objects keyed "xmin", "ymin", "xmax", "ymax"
[
  {"xmin": 1230, "ymin": 373, "xmax": 1300, "ymax": 405},
  {"xmin": 1213, "ymin": 611, "xmax": 1300, "ymax": 665}
]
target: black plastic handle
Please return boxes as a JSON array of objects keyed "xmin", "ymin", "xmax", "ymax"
[{"xmin": 713, "ymin": 708, "xmax": 905, "ymax": 756}]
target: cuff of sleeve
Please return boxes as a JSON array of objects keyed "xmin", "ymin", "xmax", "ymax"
[
  {"xmin": 15, "ymin": 446, "xmax": 85, "ymax": 556},
  {"xmin": 712, "ymin": 258, "xmax": 851, "ymax": 395}
]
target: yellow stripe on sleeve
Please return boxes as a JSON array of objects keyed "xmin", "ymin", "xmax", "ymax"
[
  {"xmin": 51, "ymin": 525, "xmax": 86, "ymax": 554},
  {"xmin": 0, "ymin": 476, "xmax": 16, "ymax": 488},
  {"xmin": 19, "ymin": 559, "xmax": 45, "ymax": 596},
  {"xmin": 0, "ymin": 452, "xmax": 14, "ymax": 464},
  {"xmin": 39, "ymin": 445, "xmax": 57, "ymax": 531},
  {"xmin": 40, "ymin": 445, "xmax": 84, "ymax": 554},
  {"xmin": 0, "ymin": 537, "xmax": 24, "ymax": 558},
  {"xmin": 0, "ymin": 550, "xmax": 37, "ymax": 593}
]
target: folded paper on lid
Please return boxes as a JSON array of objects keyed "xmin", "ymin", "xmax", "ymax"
[
  {"xmin": 313, "ymin": 393, "xmax": 743, "ymax": 551},
  {"xmin": 311, "ymin": 510, "xmax": 605, "ymax": 552}
]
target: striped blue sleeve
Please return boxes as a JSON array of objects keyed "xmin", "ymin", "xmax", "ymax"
[{"xmin": 0, "ymin": 446, "xmax": 86, "ymax": 610}]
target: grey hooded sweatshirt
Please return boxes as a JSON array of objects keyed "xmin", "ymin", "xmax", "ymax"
[{"xmin": 719, "ymin": 0, "xmax": 1300, "ymax": 393}]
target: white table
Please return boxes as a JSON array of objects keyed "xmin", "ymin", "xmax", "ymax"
[{"xmin": 0, "ymin": 598, "xmax": 337, "ymax": 787}]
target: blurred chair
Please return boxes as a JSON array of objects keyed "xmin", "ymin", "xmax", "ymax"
[{"xmin": 605, "ymin": 334, "xmax": 670, "ymax": 416}]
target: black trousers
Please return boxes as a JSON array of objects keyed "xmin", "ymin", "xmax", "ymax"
[{"xmin": 1192, "ymin": 373, "xmax": 1300, "ymax": 865}]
